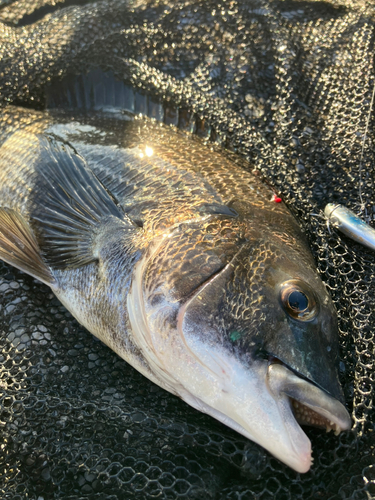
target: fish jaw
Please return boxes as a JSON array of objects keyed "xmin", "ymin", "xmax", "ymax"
[
  {"xmin": 178, "ymin": 347, "xmax": 351, "ymax": 474},
  {"xmin": 177, "ymin": 345, "xmax": 351, "ymax": 474},
  {"xmin": 127, "ymin": 256, "xmax": 350, "ymax": 473},
  {"xmin": 173, "ymin": 346, "xmax": 314, "ymax": 474},
  {"xmin": 185, "ymin": 397, "xmax": 312, "ymax": 472},
  {"xmin": 266, "ymin": 363, "xmax": 351, "ymax": 436}
]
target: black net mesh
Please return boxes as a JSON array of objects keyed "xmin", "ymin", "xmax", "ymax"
[{"xmin": 0, "ymin": 0, "xmax": 374, "ymax": 498}]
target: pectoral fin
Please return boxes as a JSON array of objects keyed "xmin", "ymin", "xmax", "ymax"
[
  {"xmin": 30, "ymin": 135, "xmax": 138, "ymax": 269},
  {"xmin": 0, "ymin": 208, "xmax": 56, "ymax": 286}
]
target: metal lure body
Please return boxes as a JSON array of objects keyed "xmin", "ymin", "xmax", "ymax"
[{"xmin": 324, "ymin": 203, "xmax": 375, "ymax": 251}]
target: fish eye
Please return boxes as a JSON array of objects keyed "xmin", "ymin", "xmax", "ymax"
[{"xmin": 279, "ymin": 280, "xmax": 318, "ymax": 321}]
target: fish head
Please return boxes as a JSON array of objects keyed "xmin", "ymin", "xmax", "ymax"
[{"xmin": 129, "ymin": 207, "xmax": 351, "ymax": 473}]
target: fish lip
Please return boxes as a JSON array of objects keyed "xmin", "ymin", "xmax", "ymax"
[{"xmin": 267, "ymin": 363, "xmax": 351, "ymax": 441}]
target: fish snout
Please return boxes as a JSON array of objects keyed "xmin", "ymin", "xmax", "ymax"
[{"xmin": 267, "ymin": 363, "xmax": 351, "ymax": 437}]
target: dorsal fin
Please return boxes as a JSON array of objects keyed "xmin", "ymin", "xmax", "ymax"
[
  {"xmin": 30, "ymin": 135, "xmax": 137, "ymax": 269},
  {"xmin": 0, "ymin": 208, "xmax": 55, "ymax": 286}
]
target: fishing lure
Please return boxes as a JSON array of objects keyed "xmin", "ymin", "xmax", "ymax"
[{"xmin": 324, "ymin": 203, "xmax": 375, "ymax": 251}]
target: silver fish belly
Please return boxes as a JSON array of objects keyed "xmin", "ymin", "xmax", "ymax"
[{"xmin": 0, "ymin": 106, "xmax": 351, "ymax": 473}]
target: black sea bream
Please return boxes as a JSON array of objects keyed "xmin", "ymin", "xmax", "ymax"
[{"xmin": 0, "ymin": 106, "xmax": 350, "ymax": 473}]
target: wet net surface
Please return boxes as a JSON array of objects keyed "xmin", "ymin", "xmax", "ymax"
[{"xmin": 0, "ymin": 0, "xmax": 374, "ymax": 498}]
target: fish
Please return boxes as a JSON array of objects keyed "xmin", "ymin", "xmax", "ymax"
[{"xmin": 0, "ymin": 105, "xmax": 351, "ymax": 473}]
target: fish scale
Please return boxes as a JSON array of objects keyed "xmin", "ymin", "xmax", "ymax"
[{"xmin": 0, "ymin": 105, "xmax": 350, "ymax": 473}]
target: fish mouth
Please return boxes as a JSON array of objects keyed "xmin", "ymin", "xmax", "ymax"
[
  {"xmin": 181, "ymin": 356, "xmax": 351, "ymax": 473},
  {"xmin": 267, "ymin": 361, "xmax": 351, "ymax": 447}
]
